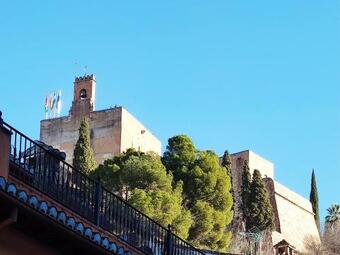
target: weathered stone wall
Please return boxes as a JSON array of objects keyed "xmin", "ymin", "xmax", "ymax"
[
  {"xmin": 231, "ymin": 150, "xmax": 274, "ymax": 178},
  {"xmin": 121, "ymin": 108, "xmax": 161, "ymax": 155},
  {"xmin": 265, "ymin": 179, "xmax": 320, "ymax": 253},
  {"xmin": 70, "ymin": 75, "xmax": 96, "ymax": 117},
  {"xmin": 227, "ymin": 150, "xmax": 320, "ymax": 253},
  {"xmin": 40, "ymin": 106, "xmax": 161, "ymax": 165},
  {"xmin": 40, "ymin": 107, "xmax": 122, "ymax": 164},
  {"xmin": 40, "ymin": 75, "xmax": 161, "ymax": 166},
  {"xmin": 228, "ymin": 153, "xmax": 246, "ymax": 236},
  {"xmin": 228, "ymin": 150, "xmax": 275, "ymax": 234}
]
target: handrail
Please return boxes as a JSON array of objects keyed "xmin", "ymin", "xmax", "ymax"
[
  {"xmin": 2, "ymin": 121, "xmax": 168, "ymax": 227},
  {"xmin": 2, "ymin": 120, "xmax": 204, "ymax": 255}
]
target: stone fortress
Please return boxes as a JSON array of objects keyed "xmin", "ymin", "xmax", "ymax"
[
  {"xmin": 40, "ymin": 74, "xmax": 161, "ymax": 164},
  {"xmin": 40, "ymin": 75, "xmax": 320, "ymax": 254},
  {"xmin": 229, "ymin": 150, "xmax": 320, "ymax": 253}
]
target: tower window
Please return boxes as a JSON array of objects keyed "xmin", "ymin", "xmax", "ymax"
[{"xmin": 80, "ymin": 89, "xmax": 87, "ymax": 99}]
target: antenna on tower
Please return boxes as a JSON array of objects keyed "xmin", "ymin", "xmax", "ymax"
[
  {"xmin": 83, "ymin": 65, "xmax": 88, "ymax": 75},
  {"xmin": 73, "ymin": 62, "xmax": 89, "ymax": 76}
]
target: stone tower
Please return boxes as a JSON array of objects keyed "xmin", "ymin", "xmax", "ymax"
[
  {"xmin": 70, "ymin": 74, "xmax": 96, "ymax": 117},
  {"xmin": 40, "ymin": 75, "xmax": 161, "ymax": 164}
]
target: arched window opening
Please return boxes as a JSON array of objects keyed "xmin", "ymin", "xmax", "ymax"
[{"xmin": 80, "ymin": 89, "xmax": 87, "ymax": 99}]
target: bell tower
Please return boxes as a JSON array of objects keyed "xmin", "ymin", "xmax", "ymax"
[{"xmin": 70, "ymin": 74, "xmax": 96, "ymax": 118}]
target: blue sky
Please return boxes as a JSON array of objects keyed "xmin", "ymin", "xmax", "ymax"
[{"xmin": 0, "ymin": 1, "xmax": 339, "ymax": 223}]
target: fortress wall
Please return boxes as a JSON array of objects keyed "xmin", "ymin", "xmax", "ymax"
[
  {"xmin": 88, "ymin": 108, "xmax": 122, "ymax": 163},
  {"xmin": 40, "ymin": 75, "xmax": 161, "ymax": 167},
  {"xmin": 121, "ymin": 108, "xmax": 161, "ymax": 155},
  {"xmin": 229, "ymin": 155, "xmax": 245, "ymax": 233},
  {"xmin": 40, "ymin": 116, "xmax": 79, "ymax": 163},
  {"xmin": 270, "ymin": 180, "xmax": 320, "ymax": 252},
  {"xmin": 228, "ymin": 151, "xmax": 319, "ymax": 252},
  {"xmin": 229, "ymin": 150, "xmax": 275, "ymax": 234},
  {"xmin": 248, "ymin": 150, "xmax": 274, "ymax": 178},
  {"xmin": 274, "ymin": 181, "xmax": 313, "ymax": 213},
  {"xmin": 40, "ymin": 107, "xmax": 122, "ymax": 164},
  {"xmin": 231, "ymin": 150, "xmax": 274, "ymax": 179}
]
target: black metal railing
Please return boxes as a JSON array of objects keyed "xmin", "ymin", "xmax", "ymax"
[{"xmin": 2, "ymin": 120, "xmax": 204, "ymax": 255}]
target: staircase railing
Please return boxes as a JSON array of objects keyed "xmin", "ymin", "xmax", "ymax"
[{"xmin": 2, "ymin": 119, "xmax": 204, "ymax": 255}]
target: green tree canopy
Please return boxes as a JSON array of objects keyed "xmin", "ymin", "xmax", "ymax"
[
  {"xmin": 90, "ymin": 148, "xmax": 192, "ymax": 239},
  {"xmin": 310, "ymin": 169, "xmax": 320, "ymax": 232},
  {"xmin": 248, "ymin": 169, "xmax": 274, "ymax": 231},
  {"xmin": 91, "ymin": 149, "xmax": 171, "ymax": 198},
  {"xmin": 221, "ymin": 150, "xmax": 232, "ymax": 176},
  {"xmin": 129, "ymin": 182, "xmax": 192, "ymax": 239},
  {"xmin": 163, "ymin": 135, "xmax": 234, "ymax": 251},
  {"xmin": 73, "ymin": 118, "xmax": 96, "ymax": 174},
  {"xmin": 325, "ymin": 204, "xmax": 340, "ymax": 225},
  {"xmin": 325, "ymin": 204, "xmax": 340, "ymax": 236},
  {"xmin": 162, "ymin": 135, "xmax": 196, "ymax": 184}
]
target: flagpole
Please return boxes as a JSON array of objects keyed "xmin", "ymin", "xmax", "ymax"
[
  {"xmin": 44, "ymin": 95, "xmax": 47, "ymax": 120},
  {"xmin": 49, "ymin": 94, "xmax": 52, "ymax": 119},
  {"xmin": 56, "ymin": 90, "xmax": 62, "ymax": 117}
]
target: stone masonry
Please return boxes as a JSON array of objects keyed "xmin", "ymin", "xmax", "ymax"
[
  {"xmin": 40, "ymin": 75, "xmax": 161, "ymax": 164},
  {"xmin": 227, "ymin": 150, "xmax": 320, "ymax": 253}
]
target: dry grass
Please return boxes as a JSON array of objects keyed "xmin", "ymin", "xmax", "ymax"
[
  {"xmin": 228, "ymin": 230, "xmax": 273, "ymax": 255},
  {"xmin": 302, "ymin": 228, "xmax": 340, "ymax": 255}
]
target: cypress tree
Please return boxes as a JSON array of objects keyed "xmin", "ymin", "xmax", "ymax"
[
  {"xmin": 221, "ymin": 150, "xmax": 235, "ymax": 210},
  {"xmin": 310, "ymin": 169, "xmax": 320, "ymax": 232},
  {"xmin": 221, "ymin": 150, "xmax": 232, "ymax": 176},
  {"xmin": 73, "ymin": 118, "xmax": 96, "ymax": 175},
  {"xmin": 241, "ymin": 160, "xmax": 252, "ymax": 230},
  {"xmin": 248, "ymin": 169, "xmax": 274, "ymax": 231}
]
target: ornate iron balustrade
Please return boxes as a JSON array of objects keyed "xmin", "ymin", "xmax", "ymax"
[{"xmin": 2, "ymin": 119, "xmax": 204, "ymax": 255}]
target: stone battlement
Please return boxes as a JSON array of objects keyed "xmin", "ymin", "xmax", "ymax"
[
  {"xmin": 40, "ymin": 75, "xmax": 161, "ymax": 164},
  {"xmin": 74, "ymin": 74, "xmax": 96, "ymax": 82}
]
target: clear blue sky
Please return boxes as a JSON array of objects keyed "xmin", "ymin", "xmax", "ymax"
[{"xmin": 0, "ymin": 1, "xmax": 339, "ymax": 223}]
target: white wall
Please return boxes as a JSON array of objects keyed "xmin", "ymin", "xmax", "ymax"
[{"xmin": 120, "ymin": 108, "xmax": 161, "ymax": 155}]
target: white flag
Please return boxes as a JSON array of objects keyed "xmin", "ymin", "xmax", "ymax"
[{"xmin": 56, "ymin": 90, "xmax": 62, "ymax": 116}]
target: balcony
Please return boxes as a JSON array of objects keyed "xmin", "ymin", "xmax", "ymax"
[{"xmin": 0, "ymin": 112, "xmax": 204, "ymax": 255}]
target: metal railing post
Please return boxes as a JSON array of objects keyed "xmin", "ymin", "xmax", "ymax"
[
  {"xmin": 94, "ymin": 177, "xmax": 102, "ymax": 226},
  {"xmin": 166, "ymin": 224, "xmax": 173, "ymax": 255}
]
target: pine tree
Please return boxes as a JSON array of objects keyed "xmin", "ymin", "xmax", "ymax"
[
  {"xmin": 91, "ymin": 149, "xmax": 192, "ymax": 239},
  {"xmin": 73, "ymin": 118, "xmax": 96, "ymax": 175},
  {"xmin": 163, "ymin": 136, "xmax": 234, "ymax": 251},
  {"xmin": 241, "ymin": 160, "xmax": 252, "ymax": 230},
  {"xmin": 248, "ymin": 169, "xmax": 274, "ymax": 231},
  {"xmin": 310, "ymin": 169, "xmax": 320, "ymax": 232}
]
